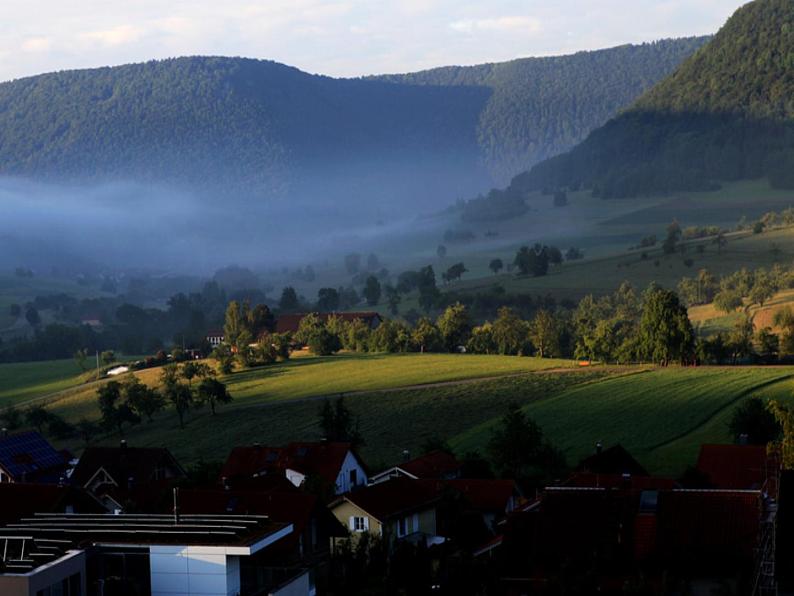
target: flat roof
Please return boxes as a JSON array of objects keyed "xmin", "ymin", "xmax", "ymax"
[{"xmin": 0, "ymin": 513, "xmax": 292, "ymax": 573}]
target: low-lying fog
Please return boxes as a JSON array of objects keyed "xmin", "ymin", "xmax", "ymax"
[{"xmin": 0, "ymin": 177, "xmax": 454, "ymax": 275}]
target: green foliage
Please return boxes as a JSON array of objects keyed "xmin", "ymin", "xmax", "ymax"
[
  {"xmin": 637, "ymin": 287, "xmax": 695, "ymax": 365},
  {"xmin": 318, "ymin": 395, "xmax": 363, "ymax": 448},
  {"xmin": 436, "ymin": 303, "xmax": 472, "ymax": 352},
  {"xmin": 487, "ymin": 403, "xmax": 565, "ymax": 482},
  {"xmin": 197, "ymin": 377, "xmax": 233, "ymax": 415},
  {"xmin": 729, "ymin": 397, "xmax": 781, "ymax": 445},
  {"xmin": 363, "ymin": 276, "xmax": 382, "ymax": 306}
]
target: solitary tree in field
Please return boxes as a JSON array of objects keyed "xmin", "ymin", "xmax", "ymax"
[
  {"xmin": 529, "ymin": 310, "xmax": 559, "ymax": 358},
  {"xmin": 489, "ymin": 259, "xmax": 504, "ymax": 275},
  {"xmin": 197, "ymin": 378, "xmax": 233, "ymax": 415},
  {"xmin": 167, "ymin": 383, "xmax": 194, "ymax": 429},
  {"xmin": 318, "ymin": 395, "xmax": 364, "ymax": 448},
  {"xmin": 25, "ymin": 405, "xmax": 51, "ymax": 433},
  {"xmin": 97, "ymin": 381, "xmax": 140, "ymax": 436},
  {"xmin": 73, "ymin": 349, "xmax": 88, "ymax": 372},
  {"xmin": 279, "ymin": 287, "xmax": 299, "ymax": 312},
  {"xmin": 123, "ymin": 376, "xmax": 164, "ymax": 423}
]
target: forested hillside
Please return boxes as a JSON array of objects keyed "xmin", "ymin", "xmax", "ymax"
[
  {"xmin": 0, "ymin": 39, "xmax": 705, "ymax": 211},
  {"xmin": 514, "ymin": 0, "xmax": 794, "ymax": 199},
  {"xmin": 376, "ymin": 37, "xmax": 708, "ymax": 184}
]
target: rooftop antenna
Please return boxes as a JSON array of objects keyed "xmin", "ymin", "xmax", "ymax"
[{"xmin": 173, "ymin": 487, "xmax": 180, "ymax": 525}]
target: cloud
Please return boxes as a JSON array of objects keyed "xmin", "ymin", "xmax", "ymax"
[
  {"xmin": 79, "ymin": 25, "xmax": 144, "ymax": 47},
  {"xmin": 21, "ymin": 37, "xmax": 52, "ymax": 52},
  {"xmin": 449, "ymin": 16, "xmax": 542, "ymax": 34}
]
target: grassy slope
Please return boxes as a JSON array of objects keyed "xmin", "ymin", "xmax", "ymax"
[
  {"xmin": 450, "ymin": 366, "xmax": 794, "ymax": 476},
  {"xmin": 422, "ymin": 180, "xmax": 794, "ymax": 303},
  {"xmin": 43, "ymin": 353, "xmax": 574, "ymax": 422},
  {"xmin": 72, "ymin": 368, "xmax": 611, "ymax": 471},
  {"xmin": 0, "ymin": 359, "xmax": 85, "ymax": 407}
]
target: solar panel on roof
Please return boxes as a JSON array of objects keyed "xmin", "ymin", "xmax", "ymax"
[{"xmin": 0, "ymin": 432, "xmax": 64, "ymax": 479}]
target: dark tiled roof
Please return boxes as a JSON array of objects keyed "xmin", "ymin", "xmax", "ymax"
[
  {"xmin": 341, "ymin": 478, "xmax": 441, "ymax": 522},
  {"xmin": 206, "ymin": 328, "xmax": 225, "ymax": 338},
  {"xmin": 696, "ymin": 444, "xmax": 767, "ymax": 489},
  {"xmin": 221, "ymin": 442, "xmax": 356, "ymax": 487},
  {"xmin": 446, "ymin": 479, "xmax": 518, "ymax": 512},
  {"xmin": 398, "ymin": 450, "xmax": 462, "ymax": 479},
  {"xmin": 275, "ymin": 312, "xmax": 381, "ymax": 334},
  {"xmin": 0, "ymin": 483, "xmax": 104, "ymax": 525},
  {"xmin": 577, "ymin": 444, "xmax": 649, "ymax": 477},
  {"xmin": 71, "ymin": 446, "xmax": 185, "ymax": 489},
  {"xmin": 0, "ymin": 431, "xmax": 67, "ymax": 482},
  {"xmin": 563, "ymin": 472, "xmax": 677, "ymax": 491}
]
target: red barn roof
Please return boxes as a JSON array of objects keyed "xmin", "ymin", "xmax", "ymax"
[{"xmin": 696, "ymin": 444, "xmax": 767, "ymax": 489}]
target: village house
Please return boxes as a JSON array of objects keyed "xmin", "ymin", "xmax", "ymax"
[
  {"xmin": 0, "ymin": 430, "xmax": 69, "ymax": 484},
  {"xmin": 70, "ymin": 441, "xmax": 186, "ymax": 511},
  {"xmin": 329, "ymin": 477, "xmax": 445, "ymax": 549},
  {"xmin": 369, "ymin": 449, "xmax": 462, "ymax": 484},
  {"xmin": 221, "ymin": 441, "xmax": 368, "ymax": 495}
]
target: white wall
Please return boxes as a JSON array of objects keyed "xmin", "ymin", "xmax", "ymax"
[
  {"xmin": 334, "ymin": 451, "xmax": 368, "ymax": 494},
  {"xmin": 149, "ymin": 546, "xmax": 240, "ymax": 596}
]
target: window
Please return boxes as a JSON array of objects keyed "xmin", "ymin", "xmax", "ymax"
[
  {"xmin": 349, "ymin": 469, "xmax": 358, "ymax": 486},
  {"xmin": 351, "ymin": 516, "xmax": 368, "ymax": 532},
  {"xmin": 397, "ymin": 517, "xmax": 408, "ymax": 537}
]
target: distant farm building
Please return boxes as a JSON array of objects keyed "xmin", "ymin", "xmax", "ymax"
[{"xmin": 205, "ymin": 328, "xmax": 225, "ymax": 347}]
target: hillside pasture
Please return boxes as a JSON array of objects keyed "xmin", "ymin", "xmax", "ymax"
[{"xmin": 450, "ymin": 366, "xmax": 794, "ymax": 476}]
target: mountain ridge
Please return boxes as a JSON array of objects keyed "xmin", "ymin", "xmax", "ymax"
[{"xmin": 0, "ymin": 38, "xmax": 708, "ymax": 212}]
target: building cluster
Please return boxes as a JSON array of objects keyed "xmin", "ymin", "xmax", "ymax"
[{"xmin": 0, "ymin": 429, "xmax": 789, "ymax": 595}]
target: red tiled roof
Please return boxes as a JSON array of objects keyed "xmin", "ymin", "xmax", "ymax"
[
  {"xmin": 341, "ymin": 478, "xmax": 442, "ymax": 522},
  {"xmin": 220, "ymin": 442, "xmax": 356, "ymax": 487},
  {"xmin": 398, "ymin": 450, "xmax": 461, "ymax": 479},
  {"xmin": 696, "ymin": 444, "xmax": 767, "ymax": 489},
  {"xmin": 446, "ymin": 479, "xmax": 517, "ymax": 512},
  {"xmin": 205, "ymin": 328, "xmax": 225, "ymax": 338},
  {"xmin": 275, "ymin": 312, "xmax": 382, "ymax": 334},
  {"xmin": 656, "ymin": 490, "xmax": 761, "ymax": 563}
]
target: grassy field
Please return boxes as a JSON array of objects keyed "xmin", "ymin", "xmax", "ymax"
[
  {"xmin": 39, "ymin": 352, "xmax": 574, "ymax": 422},
  {"xmin": 450, "ymin": 366, "xmax": 794, "ymax": 476},
  {"xmin": 0, "ymin": 359, "xmax": 87, "ymax": 407},
  {"xmin": 81, "ymin": 368, "xmax": 611, "ymax": 471}
]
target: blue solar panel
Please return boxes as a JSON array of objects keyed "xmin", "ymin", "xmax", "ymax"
[{"xmin": 0, "ymin": 431, "xmax": 64, "ymax": 480}]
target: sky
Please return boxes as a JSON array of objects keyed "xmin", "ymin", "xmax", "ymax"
[{"xmin": 2, "ymin": 0, "xmax": 748, "ymax": 82}]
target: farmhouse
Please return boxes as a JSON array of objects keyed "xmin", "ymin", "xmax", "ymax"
[
  {"xmin": 0, "ymin": 431, "xmax": 69, "ymax": 484},
  {"xmin": 0, "ymin": 512, "xmax": 305, "ymax": 596},
  {"xmin": 275, "ymin": 311, "xmax": 383, "ymax": 334},
  {"xmin": 205, "ymin": 328, "xmax": 225, "ymax": 347},
  {"xmin": 221, "ymin": 441, "xmax": 368, "ymax": 495}
]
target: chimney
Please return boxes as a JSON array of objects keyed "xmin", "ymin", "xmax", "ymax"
[
  {"xmin": 173, "ymin": 487, "xmax": 180, "ymax": 525},
  {"xmin": 402, "ymin": 449, "xmax": 411, "ymax": 462},
  {"xmin": 595, "ymin": 441, "xmax": 603, "ymax": 455},
  {"xmin": 1, "ymin": 428, "xmax": 7, "ymax": 438},
  {"xmin": 739, "ymin": 433, "xmax": 749, "ymax": 446},
  {"xmin": 120, "ymin": 439, "xmax": 127, "ymax": 449}
]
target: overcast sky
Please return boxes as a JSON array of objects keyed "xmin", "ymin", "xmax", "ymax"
[{"xmin": 2, "ymin": 0, "xmax": 748, "ymax": 82}]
